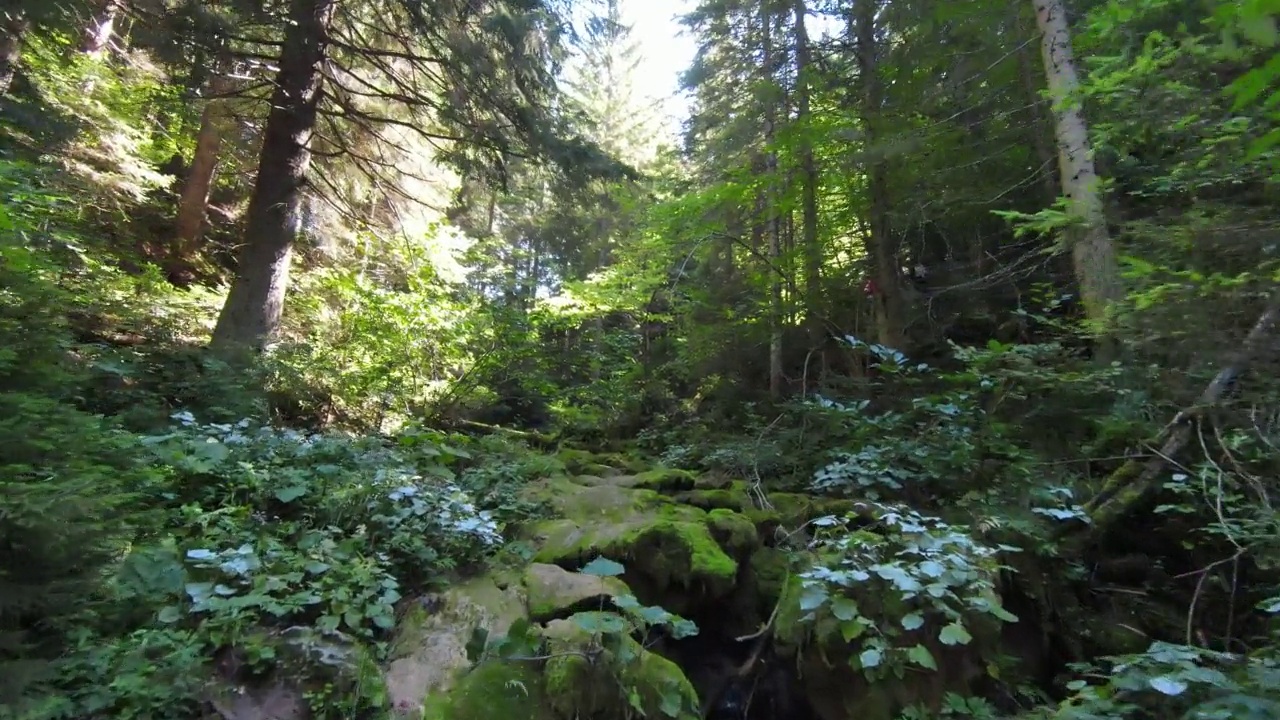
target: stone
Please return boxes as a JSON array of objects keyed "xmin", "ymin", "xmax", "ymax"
[
  {"xmin": 523, "ymin": 563, "xmax": 631, "ymax": 622},
  {"xmin": 384, "ymin": 575, "xmax": 526, "ymax": 717}
]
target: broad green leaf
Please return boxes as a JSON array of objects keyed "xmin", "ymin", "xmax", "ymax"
[
  {"xmin": 799, "ymin": 584, "xmax": 829, "ymax": 612},
  {"xmin": 907, "ymin": 644, "xmax": 937, "ymax": 670},
  {"xmin": 581, "ymin": 557, "xmax": 626, "ymax": 577},
  {"xmin": 939, "ymin": 622, "xmax": 972, "ymax": 646},
  {"xmin": 859, "ymin": 648, "xmax": 883, "ymax": 668},
  {"xmin": 829, "ymin": 596, "xmax": 858, "ymax": 621},
  {"xmin": 1148, "ymin": 676, "xmax": 1188, "ymax": 696},
  {"xmin": 901, "ymin": 612, "xmax": 925, "ymax": 631}
]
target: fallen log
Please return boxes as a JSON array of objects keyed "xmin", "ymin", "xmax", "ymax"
[{"xmin": 1063, "ymin": 287, "xmax": 1280, "ymax": 541}]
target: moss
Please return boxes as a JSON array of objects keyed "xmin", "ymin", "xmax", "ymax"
[
  {"xmin": 420, "ymin": 661, "xmax": 551, "ymax": 720},
  {"xmin": 749, "ymin": 547, "xmax": 791, "ymax": 605},
  {"xmin": 523, "ymin": 563, "xmax": 631, "ymax": 622},
  {"xmin": 593, "ymin": 452, "xmax": 651, "ymax": 474},
  {"xmin": 674, "ymin": 487, "xmax": 751, "ymax": 513},
  {"xmin": 532, "ymin": 505, "xmax": 741, "ymax": 610},
  {"xmin": 557, "ymin": 448, "xmax": 601, "ymax": 475},
  {"xmin": 706, "ymin": 508, "xmax": 759, "ymax": 556},
  {"xmin": 543, "ymin": 613, "xmax": 699, "ymax": 720},
  {"xmin": 632, "ymin": 467, "xmax": 698, "ymax": 492}
]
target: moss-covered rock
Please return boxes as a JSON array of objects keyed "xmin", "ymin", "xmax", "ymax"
[
  {"xmin": 631, "ymin": 467, "xmax": 699, "ymax": 492},
  {"xmin": 748, "ymin": 546, "xmax": 791, "ymax": 606},
  {"xmin": 532, "ymin": 503, "xmax": 741, "ymax": 606},
  {"xmin": 674, "ymin": 485, "xmax": 753, "ymax": 513},
  {"xmin": 523, "ymin": 563, "xmax": 631, "ymax": 622},
  {"xmin": 542, "ymin": 613, "xmax": 699, "ymax": 720},
  {"xmin": 420, "ymin": 661, "xmax": 551, "ymax": 720},
  {"xmin": 706, "ymin": 508, "xmax": 759, "ymax": 557},
  {"xmin": 385, "ymin": 574, "xmax": 527, "ymax": 717}
]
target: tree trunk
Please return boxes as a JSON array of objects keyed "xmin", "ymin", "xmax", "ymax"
[
  {"xmin": 1016, "ymin": 23, "xmax": 1060, "ymax": 205},
  {"xmin": 792, "ymin": 0, "xmax": 821, "ymax": 342},
  {"xmin": 0, "ymin": 10, "xmax": 27, "ymax": 95},
  {"xmin": 763, "ymin": 2, "xmax": 784, "ymax": 399},
  {"xmin": 1032, "ymin": 0, "xmax": 1124, "ymax": 347},
  {"xmin": 210, "ymin": 0, "xmax": 336, "ymax": 352},
  {"xmin": 854, "ymin": 0, "xmax": 906, "ymax": 350},
  {"xmin": 81, "ymin": 0, "xmax": 123, "ymax": 56},
  {"xmin": 172, "ymin": 77, "xmax": 231, "ymax": 271}
]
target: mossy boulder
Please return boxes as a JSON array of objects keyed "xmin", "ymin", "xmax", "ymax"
[
  {"xmin": 705, "ymin": 508, "xmax": 759, "ymax": 557},
  {"xmin": 745, "ymin": 493, "xmax": 865, "ymax": 535},
  {"xmin": 420, "ymin": 661, "xmax": 552, "ymax": 720},
  {"xmin": 385, "ymin": 575, "xmax": 526, "ymax": 717},
  {"xmin": 532, "ymin": 503, "xmax": 742, "ymax": 612},
  {"xmin": 542, "ymin": 613, "xmax": 699, "ymax": 720},
  {"xmin": 631, "ymin": 467, "xmax": 699, "ymax": 492},
  {"xmin": 523, "ymin": 563, "xmax": 631, "ymax": 622},
  {"xmin": 674, "ymin": 484, "xmax": 753, "ymax": 513}
]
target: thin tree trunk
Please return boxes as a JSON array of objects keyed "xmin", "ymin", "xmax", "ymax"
[
  {"xmin": 854, "ymin": 0, "xmax": 906, "ymax": 350},
  {"xmin": 1031, "ymin": 0, "xmax": 1124, "ymax": 349},
  {"xmin": 0, "ymin": 10, "xmax": 27, "ymax": 95},
  {"xmin": 210, "ymin": 0, "xmax": 336, "ymax": 351},
  {"xmin": 81, "ymin": 0, "xmax": 123, "ymax": 56},
  {"xmin": 172, "ymin": 76, "xmax": 231, "ymax": 270},
  {"xmin": 793, "ymin": 0, "xmax": 820, "ymax": 338},
  {"xmin": 763, "ymin": 2, "xmax": 784, "ymax": 399},
  {"xmin": 1066, "ymin": 287, "xmax": 1280, "ymax": 542}
]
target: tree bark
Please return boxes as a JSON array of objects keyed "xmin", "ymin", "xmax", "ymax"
[
  {"xmin": 81, "ymin": 0, "xmax": 123, "ymax": 57},
  {"xmin": 854, "ymin": 0, "xmax": 906, "ymax": 350},
  {"xmin": 1016, "ymin": 24, "xmax": 1060, "ymax": 205},
  {"xmin": 1032, "ymin": 0, "xmax": 1124, "ymax": 347},
  {"xmin": 210, "ymin": 0, "xmax": 336, "ymax": 351},
  {"xmin": 792, "ymin": 0, "xmax": 821, "ymax": 343},
  {"xmin": 172, "ymin": 76, "xmax": 231, "ymax": 270},
  {"xmin": 763, "ymin": 2, "xmax": 784, "ymax": 399},
  {"xmin": 0, "ymin": 10, "xmax": 27, "ymax": 95}
]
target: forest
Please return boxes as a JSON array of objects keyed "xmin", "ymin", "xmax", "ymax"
[{"xmin": 3, "ymin": 0, "xmax": 1280, "ymax": 718}]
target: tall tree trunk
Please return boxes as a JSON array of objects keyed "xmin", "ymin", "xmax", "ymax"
[
  {"xmin": 81, "ymin": 0, "xmax": 123, "ymax": 56},
  {"xmin": 793, "ymin": 0, "xmax": 820, "ymax": 337},
  {"xmin": 172, "ymin": 76, "xmax": 231, "ymax": 270},
  {"xmin": 854, "ymin": 0, "xmax": 906, "ymax": 350},
  {"xmin": 1031, "ymin": 0, "xmax": 1124, "ymax": 347},
  {"xmin": 0, "ymin": 10, "xmax": 27, "ymax": 95},
  {"xmin": 1016, "ymin": 30, "xmax": 1060, "ymax": 205},
  {"xmin": 210, "ymin": 0, "xmax": 336, "ymax": 351},
  {"xmin": 763, "ymin": 2, "xmax": 784, "ymax": 399}
]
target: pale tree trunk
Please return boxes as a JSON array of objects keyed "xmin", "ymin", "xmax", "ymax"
[
  {"xmin": 1016, "ymin": 28, "xmax": 1060, "ymax": 205},
  {"xmin": 793, "ymin": 0, "xmax": 821, "ymax": 343},
  {"xmin": 173, "ymin": 76, "xmax": 232, "ymax": 269},
  {"xmin": 81, "ymin": 0, "xmax": 123, "ymax": 56},
  {"xmin": 763, "ymin": 2, "xmax": 784, "ymax": 399},
  {"xmin": 1031, "ymin": 0, "xmax": 1124, "ymax": 346},
  {"xmin": 0, "ymin": 10, "xmax": 27, "ymax": 96},
  {"xmin": 211, "ymin": 0, "xmax": 337, "ymax": 352},
  {"xmin": 854, "ymin": 0, "xmax": 906, "ymax": 350}
]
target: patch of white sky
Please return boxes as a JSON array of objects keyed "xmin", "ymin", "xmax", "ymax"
[{"xmin": 615, "ymin": 0, "xmax": 698, "ymax": 139}]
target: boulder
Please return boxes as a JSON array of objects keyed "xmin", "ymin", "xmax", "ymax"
[
  {"xmin": 385, "ymin": 575, "xmax": 526, "ymax": 717},
  {"xmin": 523, "ymin": 563, "xmax": 631, "ymax": 622}
]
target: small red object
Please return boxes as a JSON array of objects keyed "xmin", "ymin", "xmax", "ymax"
[{"xmin": 863, "ymin": 278, "xmax": 879, "ymax": 296}]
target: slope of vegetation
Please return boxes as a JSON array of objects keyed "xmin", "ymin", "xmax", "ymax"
[{"xmin": 3, "ymin": 0, "xmax": 1280, "ymax": 719}]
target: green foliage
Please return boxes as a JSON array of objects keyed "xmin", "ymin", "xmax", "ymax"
[
  {"xmin": 790, "ymin": 505, "xmax": 1016, "ymax": 679},
  {"xmin": 1046, "ymin": 642, "xmax": 1280, "ymax": 719}
]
